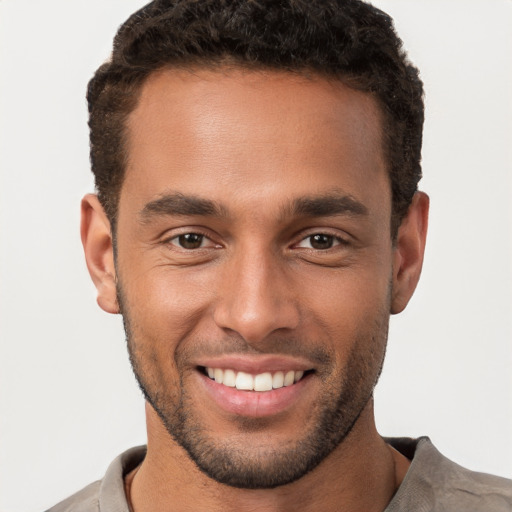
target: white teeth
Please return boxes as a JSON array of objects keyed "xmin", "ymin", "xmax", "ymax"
[
  {"xmin": 205, "ymin": 367, "xmax": 306, "ymax": 391},
  {"xmin": 223, "ymin": 369, "xmax": 236, "ymax": 387},
  {"xmin": 284, "ymin": 370, "xmax": 295, "ymax": 387},
  {"xmin": 294, "ymin": 370, "xmax": 304, "ymax": 383},
  {"xmin": 214, "ymin": 368, "xmax": 223, "ymax": 383},
  {"xmin": 272, "ymin": 371, "xmax": 284, "ymax": 389},
  {"xmin": 235, "ymin": 371, "xmax": 254, "ymax": 390},
  {"xmin": 254, "ymin": 372, "xmax": 273, "ymax": 392}
]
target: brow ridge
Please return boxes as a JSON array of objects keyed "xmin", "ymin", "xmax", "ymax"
[
  {"xmin": 288, "ymin": 193, "xmax": 369, "ymax": 218},
  {"xmin": 139, "ymin": 191, "xmax": 368, "ymax": 223},
  {"xmin": 140, "ymin": 193, "xmax": 227, "ymax": 221}
]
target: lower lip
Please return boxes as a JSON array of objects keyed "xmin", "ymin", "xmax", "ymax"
[{"xmin": 199, "ymin": 372, "xmax": 312, "ymax": 418}]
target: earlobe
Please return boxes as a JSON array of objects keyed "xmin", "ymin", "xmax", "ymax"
[
  {"xmin": 80, "ymin": 194, "xmax": 119, "ymax": 314},
  {"xmin": 391, "ymin": 192, "xmax": 429, "ymax": 314}
]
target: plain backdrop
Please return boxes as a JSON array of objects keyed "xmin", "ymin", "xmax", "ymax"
[{"xmin": 1, "ymin": 1, "xmax": 511, "ymax": 511}]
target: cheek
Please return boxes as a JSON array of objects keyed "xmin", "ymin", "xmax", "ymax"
[
  {"xmin": 300, "ymin": 263, "xmax": 392, "ymax": 354},
  {"xmin": 119, "ymin": 266, "xmax": 222, "ymax": 395},
  {"xmin": 123, "ymin": 265, "xmax": 217, "ymax": 338}
]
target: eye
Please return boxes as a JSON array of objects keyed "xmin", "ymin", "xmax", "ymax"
[
  {"xmin": 169, "ymin": 233, "xmax": 212, "ymax": 250},
  {"xmin": 296, "ymin": 233, "xmax": 343, "ymax": 250}
]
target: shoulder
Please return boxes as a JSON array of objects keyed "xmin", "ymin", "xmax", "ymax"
[
  {"xmin": 386, "ymin": 437, "xmax": 512, "ymax": 512},
  {"xmin": 45, "ymin": 481, "xmax": 101, "ymax": 512},
  {"xmin": 45, "ymin": 446, "xmax": 146, "ymax": 512}
]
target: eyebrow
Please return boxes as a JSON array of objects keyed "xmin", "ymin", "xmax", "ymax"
[
  {"xmin": 287, "ymin": 193, "xmax": 369, "ymax": 218},
  {"xmin": 139, "ymin": 191, "xmax": 368, "ymax": 223},
  {"xmin": 139, "ymin": 193, "xmax": 228, "ymax": 222}
]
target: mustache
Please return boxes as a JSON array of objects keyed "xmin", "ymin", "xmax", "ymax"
[
  {"xmin": 176, "ymin": 333, "xmax": 333, "ymax": 368},
  {"xmin": 117, "ymin": 285, "xmax": 333, "ymax": 369}
]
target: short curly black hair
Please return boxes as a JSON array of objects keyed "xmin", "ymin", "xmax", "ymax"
[{"xmin": 87, "ymin": 0, "xmax": 424, "ymax": 235}]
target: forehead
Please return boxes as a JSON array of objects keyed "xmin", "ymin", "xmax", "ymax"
[{"xmin": 122, "ymin": 67, "xmax": 388, "ymax": 217}]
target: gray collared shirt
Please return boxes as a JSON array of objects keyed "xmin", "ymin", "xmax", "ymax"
[{"xmin": 46, "ymin": 437, "xmax": 512, "ymax": 512}]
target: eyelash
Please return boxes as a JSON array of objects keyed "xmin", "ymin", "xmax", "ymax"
[
  {"xmin": 164, "ymin": 231, "xmax": 348, "ymax": 252},
  {"xmin": 165, "ymin": 231, "xmax": 219, "ymax": 250},
  {"xmin": 295, "ymin": 233, "xmax": 348, "ymax": 251}
]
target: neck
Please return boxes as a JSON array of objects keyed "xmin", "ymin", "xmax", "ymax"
[{"xmin": 127, "ymin": 401, "xmax": 410, "ymax": 512}]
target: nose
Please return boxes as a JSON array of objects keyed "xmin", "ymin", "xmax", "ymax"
[{"xmin": 213, "ymin": 247, "xmax": 300, "ymax": 345}]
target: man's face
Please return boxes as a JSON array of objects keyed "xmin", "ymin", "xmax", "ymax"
[{"xmin": 115, "ymin": 69, "xmax": 395, "ymax": 488}]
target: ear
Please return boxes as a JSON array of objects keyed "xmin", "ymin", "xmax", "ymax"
[
  {"xmin": 80, "ymin": 194, "xmax": 119, "ymax": 314},
  {"xmin": 391, "ymin": 191, "xmax": 429, "ymax": 314}
]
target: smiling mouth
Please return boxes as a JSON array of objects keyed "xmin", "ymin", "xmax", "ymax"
[{"xmin": 200, "ymin": 367, "xmax": 313, "ymax": 392}]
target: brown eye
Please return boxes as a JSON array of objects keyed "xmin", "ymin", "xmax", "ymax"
[
  {"xmin": 296, "ymin": 233, "xmax": 340, "ymax": 250},
  {"xmin": 175, "ymin": 233, "xmax": 205, "ymax": 249},
  {"xmin": 309, "ymin": 234, "xmax": 335, "ymax": 250}
]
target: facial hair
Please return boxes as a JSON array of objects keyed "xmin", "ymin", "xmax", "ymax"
[{"xmin": 118, "ymin": 285, "xmax": 389, "ymax": 489}]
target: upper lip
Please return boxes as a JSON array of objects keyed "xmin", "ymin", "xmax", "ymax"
[{"xmin": 196, "ymin": 355, "xmax": 314, "ymax": 374}]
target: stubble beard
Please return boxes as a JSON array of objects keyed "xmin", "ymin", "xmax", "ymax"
[{"xmin": 118, "ymin": 288, "xmax": 389, "ymax": 489}]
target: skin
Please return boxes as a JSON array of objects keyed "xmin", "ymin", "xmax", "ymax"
[{"xmin": 81, "ymin": 68, "xmax": 428, "ymax": 512}]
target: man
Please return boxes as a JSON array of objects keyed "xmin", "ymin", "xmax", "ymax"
[{"xmin": 47, "ymin": 1, "xmax": 512, "ymax": 511}]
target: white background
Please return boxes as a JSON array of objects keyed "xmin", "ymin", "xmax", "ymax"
[{"xmin": 1, "ymin": 1, "xmax": 511, "ymax": 511}]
